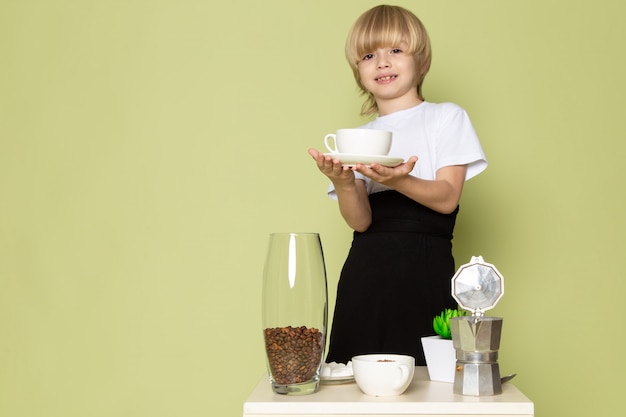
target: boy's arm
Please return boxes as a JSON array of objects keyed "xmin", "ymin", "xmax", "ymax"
[
  {"xmin": 333, "ymin": 179, "xmax": 371, "ymax": 232},
  {"xmin": 355, "ymin": 157, "xmax": 467, "ymax": 214},
  {"xmin": 309, "ymin": 149, "xmax": 373, "ymax": 232}
]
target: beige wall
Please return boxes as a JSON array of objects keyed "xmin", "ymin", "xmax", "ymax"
[{"xmin": 1, "ymin": 1, "xmax": 624, "ymax": 416}]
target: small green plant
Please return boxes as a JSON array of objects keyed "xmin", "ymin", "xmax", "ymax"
[{"xmin": 432, "ymin": 308, "xmax": 468, "ymax": 339}]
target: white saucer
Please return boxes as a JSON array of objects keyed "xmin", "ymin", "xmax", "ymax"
[
  {"xmin": 320, "ymin": 375, "xmax": 355, "ymax": 385},
  {"xmin": 323, "ymin": 153, "xmax": 404, "ymax": 167},
  {"xmin": 320, "ymin": 362, "xmax": 355, "ymax": 384}
]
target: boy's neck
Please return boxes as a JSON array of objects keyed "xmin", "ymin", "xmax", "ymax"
[{"xmin": 377, "ymin": 97, "xmax": 424, "ymax": 116}]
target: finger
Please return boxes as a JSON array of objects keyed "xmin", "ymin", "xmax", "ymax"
[
  {"xmin": 308, "ymin": 148, "xmax": 321, "ymax": 159},
  {"xmin": 332, "ymin": 158, "xmax": 346, "ymax": 174},
  {"xmin": 316, "ymin": 153, "xmax": 333, "ymax": 172},
  {"xmin": 317, "ymin": 154, "xmax": 339, "ymax": 175},
  {"xmin": 403, "ymin": 156, "xmax": 418, "ymax": 170},
  {"xmin": 357, "ymin": 163, "xmax": 383, "ymax": 176},
  {"xmin": 369, "ymin": 162, "xmax": 387, "ymax": 173}
]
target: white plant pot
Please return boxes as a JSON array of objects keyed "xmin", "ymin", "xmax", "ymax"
[{"xmin": 421, "ymin": 335, "xmax": 456, "ymax": 383}]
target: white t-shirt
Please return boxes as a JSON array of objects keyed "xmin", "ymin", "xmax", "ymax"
[{"xmin": 328, "ymin": 101, "xmax": 487, "ymax": 198}]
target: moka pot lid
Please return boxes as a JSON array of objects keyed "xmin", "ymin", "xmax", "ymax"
[{"xmin": 451, "ymin": 256, "xmax": 504, "ymax": 316}]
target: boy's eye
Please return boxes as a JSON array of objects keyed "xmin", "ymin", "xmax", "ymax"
[
  {"xmin": 362, "ymin": 53, "xmax": 374, "ymax": 60},
  {"xmin": 391, "ymin": 48, "xmax": 403, "ymax": 54}
]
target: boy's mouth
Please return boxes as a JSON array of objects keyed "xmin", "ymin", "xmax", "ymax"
[{"xmin": 376, "ymin": 75, "xmax": 397, "ymax": 83}]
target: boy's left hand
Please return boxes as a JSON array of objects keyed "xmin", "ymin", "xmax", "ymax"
[{"xmin": 354, "ymin": 156, "xmax": 418, "ymax": 186}]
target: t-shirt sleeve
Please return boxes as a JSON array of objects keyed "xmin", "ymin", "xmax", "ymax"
[{"xmin": 435, "ymin": 104, "xmax": 487, "ymax": 181}]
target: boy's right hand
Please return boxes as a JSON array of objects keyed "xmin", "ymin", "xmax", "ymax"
[{"xmin": 308, "ymin": 148, "xmax": 356, "ymax": 184}]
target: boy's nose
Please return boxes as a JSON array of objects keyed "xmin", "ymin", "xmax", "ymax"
[{"xmin": 377, "ymin": 58, "xmax": 390, "ymax": 69}]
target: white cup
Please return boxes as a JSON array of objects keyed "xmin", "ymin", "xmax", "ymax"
[
  {"xmin": 352, "ymin": 354, "xmax": 415, "ymax": 396},
  {"xmin": 323, "ymin": 129, "xmax": 392, "ymax": 156}
]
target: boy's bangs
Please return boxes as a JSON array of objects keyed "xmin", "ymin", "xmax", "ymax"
[{"xmin": 352, "ymin": 14, "xmax": 416, "ymax": 59}]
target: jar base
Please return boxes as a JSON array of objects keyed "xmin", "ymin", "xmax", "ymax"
[{"xmin": 270, "ymin": 378, "xmax": 320, "ymax": 395}]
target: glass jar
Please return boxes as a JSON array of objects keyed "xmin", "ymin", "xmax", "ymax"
[{"xmin": 261, "ymin": 233, "xmax": 328, "ymax": 395}]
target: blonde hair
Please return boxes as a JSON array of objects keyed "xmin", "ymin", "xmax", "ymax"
[{"xmin": 345, "ymin": 5, "xmax": 432, "ymax": 116}]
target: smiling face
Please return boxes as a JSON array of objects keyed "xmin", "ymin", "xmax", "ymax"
[
  {"xmin": 356, "ymin": 42, "xmax": 421, "ymax": 115},
  {"xmin": 344, "ymin": 5, "xmax": 432, "ymax": 115}
]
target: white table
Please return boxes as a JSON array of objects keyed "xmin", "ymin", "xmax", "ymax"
[{"xmin": 243, "ymin": 367, "xmax": 533, "ymax": 417}]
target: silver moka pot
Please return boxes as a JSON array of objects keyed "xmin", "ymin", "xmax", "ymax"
[{"xmin": 450, "ymin": 256, "xmax": 504, "ymax": 396}]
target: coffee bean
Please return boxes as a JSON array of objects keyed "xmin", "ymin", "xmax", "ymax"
[{"xmin": 264, "ymin": 326, "xmax": 324, "ymax": 385}]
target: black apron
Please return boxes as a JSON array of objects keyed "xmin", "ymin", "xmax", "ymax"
[{"xmin": 325, "ymin": 190, "xmax": 458, "ymax": 366}]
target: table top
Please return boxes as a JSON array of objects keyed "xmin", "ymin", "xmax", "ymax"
[{"xmin": 243, "ymin": 367, "xmax": 534, "ymax": 416}]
